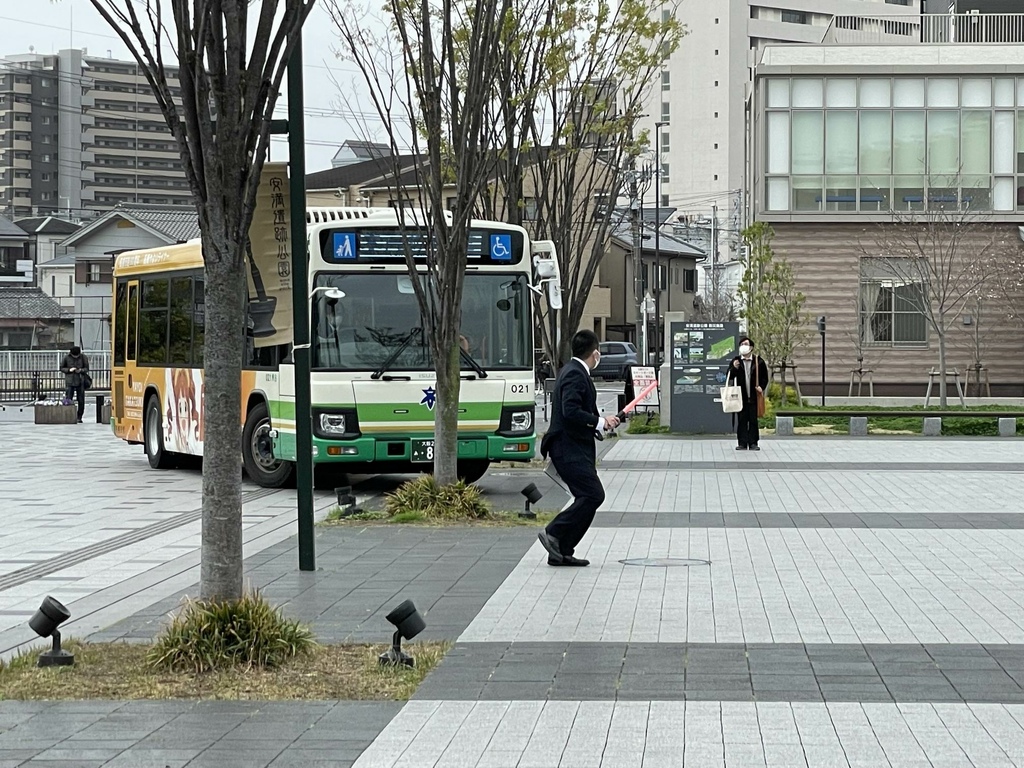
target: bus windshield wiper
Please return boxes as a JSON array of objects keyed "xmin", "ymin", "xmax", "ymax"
[
  {"xmin": 371, "ymin": 327, "xmax": 422, "ymax": 379},
  {"xmin": 460, "ymin": 348, "xmax": 488, "ymax": 379}
]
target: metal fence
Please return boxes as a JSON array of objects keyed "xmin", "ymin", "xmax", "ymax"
[
  {"xmin": 0, "ymin": 369, "xmax": 112, "ymax": 404},
  {"xmin": 822, "ymin": 13, "xmax": 1024, "ymax": 45},
  {"xmin": 0, "ymin": 350, "xmax": 111, "ymax": 374}
]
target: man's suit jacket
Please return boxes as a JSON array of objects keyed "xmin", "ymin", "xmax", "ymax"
[{"xmin": 540, "ymin": 360, "xmax": 600, "ymax": 461}]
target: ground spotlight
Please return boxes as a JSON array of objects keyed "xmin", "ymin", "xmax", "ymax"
[
  {"xmin": 334, "ymin": 486, "xmax": 359, "ymax": 517},
  {"xmin": 29, "ymin": 596, "xmax": 74, "ymax": 667},
  {"xmin": 379, "ymin": 599, "xmax": 425, "ymax": 668},
  {"xmin": 520, "ymin": 483, "xmax": 542, "ymax": 519}
]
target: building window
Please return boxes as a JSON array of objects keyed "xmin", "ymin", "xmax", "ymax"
[
  {"xmin": 885, "ymin": 0, "xmax": 910, "ymax": 5},
  {"xmin": 762, "ymin": 75, "xmax": 1017, "ymax": 213},
  {"xmin": 859, "ymin": 262, "xmax": 927, "ymax": 347},
  {"xmin": 781, "ymin": 10, "xmax": 808, "ymax": 24},
  {"xmin": 683, "ymin": 269, "xmax": 697, "ymax": 293},
  {"xmin": 661, "ymin": 71, "xmax": 670, "ymax": 92},
  {"xmin": 522, "ymin": 197, "xmax": 538, "ymax": 221},
  {"xmin": 661, "ymin": 132, "xmax": 670, "ymax": 154},
  {"xmin": 661, "ymin": 193, "xmax": 669, "ymax": 207},
  {"xmin": 661, "ymin": 8, "xmax": 670, "ymax": 22},
  {"xmin": 661, "ymin": 163, "xmax": 670, "ymax": 184},
  {"xmin": 661, "ymin": 101, "xmax": 670, "ymax": 122}
]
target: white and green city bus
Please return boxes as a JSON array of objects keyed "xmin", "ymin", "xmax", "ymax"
[{"xmin": 113, "ymin": 207, "xmax": 561, "ymax": 488}]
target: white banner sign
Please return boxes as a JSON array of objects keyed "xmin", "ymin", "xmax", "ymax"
[{"xmin": 630, "ymin": 366, "xmax": 660, "ymax": 407}]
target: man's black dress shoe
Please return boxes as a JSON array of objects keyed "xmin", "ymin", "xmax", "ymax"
[
  {"xmin": 548, "ymin": 556, "xmax": 590, "ymax": 567},
  {"xmin": 538, "ymin": 530, "xmax": 563, "ymax": 563}
]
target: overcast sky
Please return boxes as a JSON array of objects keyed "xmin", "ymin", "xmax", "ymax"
[{"xmin": 0, "ymin": 0, "xmax": 390, "ymax": 172}]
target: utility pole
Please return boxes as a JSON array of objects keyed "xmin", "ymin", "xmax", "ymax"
[
  {"xmin": 631, "ymin": 175, "xmax": 642, "ymax": 353},
  {"xmin": 653, "ymin": 121, "xmax": 668, "ymax": 368}
]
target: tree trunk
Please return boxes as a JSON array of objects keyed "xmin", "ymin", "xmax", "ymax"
[
  {"xmin": 937, "ymin": 331, "xmax": 948, "ymax": 407},
  {"xmin": 779, "ymin": 361, "xmax": 788, "ymax": 406},
  {"xmin": 434, "ymin": 340, "xmax": 461, "ymax": 485},
  {"xmin": 200, "ymin": 240, "xmax": 246, "ymax": 603}
]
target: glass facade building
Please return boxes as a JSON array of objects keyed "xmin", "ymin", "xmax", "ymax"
[{"xmin": 762, "ymin": 76, "xmax": 1024, "ymax": 212}]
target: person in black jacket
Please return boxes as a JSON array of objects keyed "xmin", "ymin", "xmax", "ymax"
[
  {"xmin": 60, "ymin": 345, "xmax": 90, "ymax": 423},
  {"xmin": 725, "ymin": 336, "xmax": 769, "ymax": 451},
  {"xmin": 537, "ymin": 330, "xmax": 620, "ymax": 567}
]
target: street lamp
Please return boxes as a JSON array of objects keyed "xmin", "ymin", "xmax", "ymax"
[
  {"xmin": 817, "ymin": 316, "xmax": 826, "ymax": 407},
  {"xmin": 653, "ymin": 121, "xmax": 669, "ymax": 368}
]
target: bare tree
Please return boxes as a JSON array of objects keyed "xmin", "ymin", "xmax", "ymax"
[
  {"xmin": 992, "ymin": 237, "xmax": 1024, "ymax": 329},
  {"xmin": 859, "ymin": 202, "xmax": 1005, "ymax": 406},
  {"xmin": 692, "ymin": 265, "xmax": 735, "ymax": 322},
  {"xmin": 87, "ymin": 0, "xmax": 314, "ymax": 601},
  {"xmin": 478, "ymin": 0, "xmax": 684, "ymax": 365},
  {"xmin": 329, "ymin": 0, "xmax": 514, "ymax": 484}
]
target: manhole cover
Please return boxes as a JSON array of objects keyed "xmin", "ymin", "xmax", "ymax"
[{"xmin": 619, "ymin": 557, "xmax": 711, "ymax": 567}]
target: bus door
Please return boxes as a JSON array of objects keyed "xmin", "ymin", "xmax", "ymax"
[{"xmin": 113, "ymin": 279, "xmax": 141, "ymax": 440}]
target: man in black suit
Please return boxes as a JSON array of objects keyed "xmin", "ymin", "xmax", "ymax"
[{"xmin": 537, "ymin": 330, "xmax": 620, "ymax": 567}]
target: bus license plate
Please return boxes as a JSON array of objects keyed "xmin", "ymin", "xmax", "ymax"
[{"xmin": 411, "ymin": 439, "xmax": 434, "ymax": 463}]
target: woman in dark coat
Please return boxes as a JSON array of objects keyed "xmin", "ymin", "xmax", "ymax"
[{"xmin": 725, "ymin": 336, "xmax": 769, "ymax": 451}]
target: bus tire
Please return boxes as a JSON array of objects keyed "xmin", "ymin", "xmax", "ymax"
[
  {"xmin": 457, "ymin": 459, "xmax": 489, "ymax": 485},
  {"xmin": 144, "ymin": 394, "xmax": 174, "ymax": 470},
  {"xmin": 242, "ymin": 401, "xmax": 295, "ymax": 488}
]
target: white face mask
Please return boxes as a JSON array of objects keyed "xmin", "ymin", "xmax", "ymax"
[{"xmin": 739, "ymin": 344, "xmax": 752, "ymax": 356}]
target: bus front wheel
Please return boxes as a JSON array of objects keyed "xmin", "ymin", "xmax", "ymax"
[
  {"xmin": 144, "ymin": 394, "xmax": 174, "ymax": 470},
  {"xmin": 457, "ymin": 460, "xmax": 489, "ymax": 485},
  {"xmin": 242, "ymin": 401, "xmax": 295, "ymax": 488}
]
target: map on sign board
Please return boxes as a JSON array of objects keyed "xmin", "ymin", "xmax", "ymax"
[{"xmin": 629, "ymin": 366, "xmax": 660, "ymax": 407}]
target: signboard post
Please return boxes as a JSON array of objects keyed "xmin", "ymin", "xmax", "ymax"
[{"xmin": 668, "ymin": 321, "xmax": 740, "ymax": 434}]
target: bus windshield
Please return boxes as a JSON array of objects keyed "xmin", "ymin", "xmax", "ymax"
[{"xmin": 311, "ymin": 272, "xmax": 531, "ymax": 371}]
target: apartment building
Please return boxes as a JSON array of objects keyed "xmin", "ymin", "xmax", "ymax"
[
  {"xmin": 0, "ymin": 49, "xmax": 189, "ymax": 219},
  {"xmin": 646, "ymin": 0, "xmax": 923, "ymax": 284}
]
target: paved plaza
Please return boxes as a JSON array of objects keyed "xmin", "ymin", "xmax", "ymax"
[{"xmin": 3, "ymin": 420, "xmax": 1024, "ymax": 765}]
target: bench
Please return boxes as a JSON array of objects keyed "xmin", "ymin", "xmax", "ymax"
[{"xmin": 774, "ymin": 410, "xmax": 1024, "ymax": 437}]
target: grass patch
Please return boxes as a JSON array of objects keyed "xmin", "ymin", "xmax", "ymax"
[
  {"xmin": 626, "ymin": 413, "xmax": 670, "ymax": 435},
  {"xmin": 0, "ymin": 640, "xmax": 449, "ymax": 701}
]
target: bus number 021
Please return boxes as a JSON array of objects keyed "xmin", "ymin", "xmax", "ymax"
[{"xmin": 510, "ymin": 384, "xmax": 530, "ymax": 394}]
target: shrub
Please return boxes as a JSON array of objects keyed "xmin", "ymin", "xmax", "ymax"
[
  {"xmin": 148, "ymin": 592, "xmax": 315, "ymax": 673},
  {"xmin": 766, "ymin": 382, "xmax": 801, "ymax": 406},
  {"xmin": 626, "ymin": 412, "xmax": 670, "ymax": 434},
  {"xmin": 384, "ymin": 475, "xmax": 489, "ymax": 520}
]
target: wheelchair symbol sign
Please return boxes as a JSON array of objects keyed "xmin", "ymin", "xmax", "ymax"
[{"xmin": 490, "ymin": 234, "xmax": 512, "ymax": 261}]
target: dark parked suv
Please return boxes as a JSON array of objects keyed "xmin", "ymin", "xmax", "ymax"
[{"xmin": 591, "ymin": 341, "xmax": 638, "ymax": 380}]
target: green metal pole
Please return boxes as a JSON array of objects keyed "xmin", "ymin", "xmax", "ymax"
[{"xmin": 288, "ymin": 38, "xmax": 315, "ymax": 571}]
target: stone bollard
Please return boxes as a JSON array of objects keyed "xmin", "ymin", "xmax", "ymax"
[
  {"xmin": 999, "ymin": 418, "xmax": 1017, "ymax": 437},
  {"xmin": 922, "ymin": 417, "xmax": 942, "ymax": 436},
  {"xmin": 775, "ymin": 416, "xmax": 794, "ymax": 436},
  {"xmin": 849, "ymin": 417, "xmax": 868, "ymax": 436}
]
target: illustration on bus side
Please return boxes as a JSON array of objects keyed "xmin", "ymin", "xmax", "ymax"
[
  {"xmin": 245, "ymin": 163, "xmax": 294, "ymax": 347},
  {"xmin": 165, "ymin": 368, "xmax": 204, "ymax": 454}
]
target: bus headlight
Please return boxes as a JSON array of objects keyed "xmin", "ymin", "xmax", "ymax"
[
  {"xmin": 510, "ymin": 410, "xmax": 532, "ymax": 432},
  {"xmin": 498, "ymin": 405, "xmax": 534, "ymax": 437},
  {"xmin": 319, "ymin": 413, "xmax": 347, "ymax": 435}
]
